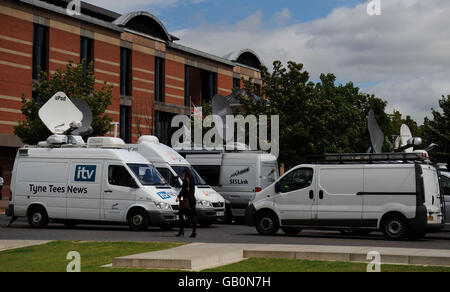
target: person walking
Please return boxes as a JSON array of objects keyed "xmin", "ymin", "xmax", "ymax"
[
  {"xmin": 0, "ymin": 168, "xmax": 3, "ymax": 200},
  {"xmin": 176, "ymin": 168, "xmax": 197, "ymax": 238}
]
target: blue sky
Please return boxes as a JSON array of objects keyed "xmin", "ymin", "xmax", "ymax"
[
  {"xmin": 85, "ymin": 0, "xmax": 450, "ymax": 123},
  {"xmin": 156, "ymin": 0, "xmax": 368, "ymax": 31}
]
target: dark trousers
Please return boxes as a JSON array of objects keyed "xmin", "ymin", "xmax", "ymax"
[{"xmin": 179, "ymin": 204, "xmax": 197, "ymax": 233}]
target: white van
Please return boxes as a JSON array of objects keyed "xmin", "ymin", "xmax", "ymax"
[
  {"xmin": 440, "ymin": 171, "xmax": 450, "ymax": 223},
  {"xmin": 7, "ymin": 137, "xmax": 179, "ymax": 231},
  {"xmin": 246, "ymin": 153, "xmax": 444, "ymax": 240},
  {"xmin": 178, "ymin": 150, "xmax": 279, "ymax": 221},
  {"xmin": 129, "ymin": 136, "xmax": 226, "ymax": 226}
]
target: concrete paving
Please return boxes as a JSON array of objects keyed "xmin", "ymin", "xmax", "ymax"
[
  {"xmin": 112, "ymin": 242, "xmax": 450, "ymax": 271},
  {"xmin": 0, "ymin": 240, "xmax": 52, "ymax": 252},
  {"xmin": 113, "ymin": 243, "xmax": 261, "ymax": 271}
]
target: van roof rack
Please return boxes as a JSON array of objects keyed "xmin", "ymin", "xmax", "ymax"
[{"xmin": 324, "ymin": 152, "xmax": 427, "ymax": 163}]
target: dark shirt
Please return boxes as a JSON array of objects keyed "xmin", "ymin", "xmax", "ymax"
[{"xmin": 178, "ymin": 178, "xmax": 196, "ymax": 203}]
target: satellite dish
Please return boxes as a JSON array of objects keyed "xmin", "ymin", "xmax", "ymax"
[
  {"xmin": 211, "ymin": 94, "xmax": 233, "ymax": 144},
  {"xmin": 394, "ymin": 136, "xmax": 401, "ymax": 150},
  {"xmin": 367, "ymin": 109, "xmax": 384, "ymax": 153},
  {"xmin": 400, "ymin": 124, "xmax": 413, "ymax": 153},
  {"xmin": 38, "ymin": 92, "xmax": 83, "ymax": 135},
  {"xmin": 71, "ymin": 98, "xmax": 93, "ymax": 136}
]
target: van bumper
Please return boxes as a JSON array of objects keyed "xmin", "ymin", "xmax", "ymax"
[
  {"xmin": 148, "ymin": 210, "xmax": 177, "ymax": 225},
  {"xmin": 196, "ymin": 207, "xmax": 217, "ymax": 223},
  {"xmin": 5, "ymin": 204, "xmax": 13, "ymax": 217},
  {"xmin": 408, "ymin": 205, "xmax": 428, "ymax": 232},
  {"xmin": 245, "ymin": 203, "xmax": 256, "ymax": 226}
]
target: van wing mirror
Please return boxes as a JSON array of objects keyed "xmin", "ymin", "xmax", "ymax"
[
  {"xmin": 171, "ymin": 176, "xmax": 182, "ymax": 188},
  {"xmin": 129, "ymin": 178, "xmax": 139, "ymax": 189},
  {"xmin": 274, "ymin": 182, "xmax": 280, "ymax": 193}
]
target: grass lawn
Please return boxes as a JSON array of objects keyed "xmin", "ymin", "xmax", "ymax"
[
  {"xmin": 0, "ymin": 241, "xmax": 184, "ymax": 272},
  {"xmin": 203, "ymin": 257, "xmax": 450, "ymax": 272},
  {"xmin": 1, "ymin": 242, "xmax": 449, "ymax": 272}
]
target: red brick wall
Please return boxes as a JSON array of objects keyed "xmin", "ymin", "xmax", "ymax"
[
  {"xmin": 0, "ymin": 147, "xmax": 17, "ymax": 200},
  {"xmin": 131, "ymin": 50, "xmax": 155, "ymax": 142}
]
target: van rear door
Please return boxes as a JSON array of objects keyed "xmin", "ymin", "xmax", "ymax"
[{"xmin": 422, "ymin": 165, "xmax": 444, "ymax": 224}]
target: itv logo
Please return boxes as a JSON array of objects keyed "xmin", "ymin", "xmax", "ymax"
[{"xmin": 75, "ymin": 165, "xmax": 96, "ymax": 182}]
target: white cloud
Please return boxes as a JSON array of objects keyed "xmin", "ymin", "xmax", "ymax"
[
  {"xmin": 174, "ymin": 0, "xmax": 450, "ymax": 122},
  {"xmin": 83, "ymin": 0, "xmax": 203, "ymax": 13}
]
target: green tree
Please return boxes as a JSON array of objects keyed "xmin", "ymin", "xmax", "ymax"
[
  {"xmin": 423, "ymin": 95, "xmax": 450, "ymax": 165},
  {"xmin": 237, "ymin": 61, "xmax": 391, "ymax": 168},
  {"xmin": 14, "ymin": 60, "xmax": 113, "ymax": 144}
]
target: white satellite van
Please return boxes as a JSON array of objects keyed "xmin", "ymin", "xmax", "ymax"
[
  {"xmin": 7, "ymin": 137, "xmax": 179, "ymax": 231},
  {"xmin": 246, "ymin": 153, "xmax": 444, "ymax": 240},
  {"xmin": 129, "ymin": 136, "xmax": 226, "ymax": 226},
  {"xmin": 178, "ymin": 150, "xmax": 279, "ymax": 221}
]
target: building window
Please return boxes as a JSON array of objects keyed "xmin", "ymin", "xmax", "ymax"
[
  {"xmin": 80, "ymin": 36, "xmax": 93, "ymax": 70},
  {"xmin": 155, "ymin": 57, "xmax": 165, "ymax": 102},
  {"xmin": 185, "ymin": 66, "xmax": 217, "ymax": 106},
  {"xmin": 120, "ymin": 48, "xmax": 132, "ymax": 96},
  {"xmin": 32, "ymin": 24, "xmax": 49, "ymax": 80},
  {"xmin": 120, "ymin": 105, "xmax": 131, "ymax": 143},
  {"xmin": 254, "ymin": 83, "xmax": 261, "ymax": 95},
  {"xmin": 32, "ymin": 91, "xmax": 40, "ymax": 104},
  {"xmin": 233, "ymin": 78, "xmax": 240, "ymax": 89}
]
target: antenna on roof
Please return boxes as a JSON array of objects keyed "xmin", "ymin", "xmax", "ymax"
[
  {"xmin": 367, "ymin": 109, "xmax": 384, "ymax": 153},
  {"xmin": 37, "ymin": 92, "xmax": 95, "ymax": 147},
  {"xmin": 70, "ymin": 98, "xmax": 94, "ymax": 136},
  {"xmin": 400, "ymin": 124, "xmax": 413, "ymax": 153},
  {"xmin": 38, "ymin": 92, "xmax": 83, "ymax": 135}
]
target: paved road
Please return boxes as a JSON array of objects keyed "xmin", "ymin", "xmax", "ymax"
[{"xmin": 1, "ymin": 215, "xmax": 450, "ymax": 250}]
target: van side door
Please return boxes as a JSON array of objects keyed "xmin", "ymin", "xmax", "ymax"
[
  {"xmin": 67, "ymin": 162, "xmax": 102, "ymax": 220},
  {"xmin": 316, "ymin": 166, "xmax": 363, "ymax": 227},
  {"xmin": 274, "ymin": 166, "xmax": 316, "ymax": 225},
  {"xmin": 102, "ymin": 163, "xmax": 138, "ymax": 221}
]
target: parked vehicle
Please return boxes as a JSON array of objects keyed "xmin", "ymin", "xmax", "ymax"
[
  {"xmin": 440, "ymin": 171, "xmax": 450, "ymax": 224},
  {"xmin": 177, "ymin": 149, "xmax": 279, "ymax": 222},
  {"xmin": 129, "ymin": 136, "xmax": 226, "ymax": 226},
  {"xmin": 7, "ymin": 137, "xmax": 179, "ymax": 231},
  {"xmin": 246, "ymin": 153, "xmax": 444, "ymax": 240}
]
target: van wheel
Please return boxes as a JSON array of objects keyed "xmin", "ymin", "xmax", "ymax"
[
  {"xmin": 128, "ymin": 209, "xmax": 149, "ymax": 231},
  {"xmin": 28, "ymin": 206, "xmax": 49, "ymax": 228},
  {"xmin": 255, "ymin": 211, "xmax": 279, "ymax": 235},
  {"xmin": 381, "ymin": 215, "xmax": 409, "ymax": 240},
  {"xmin": 281, "ymin": 227, "xmax": 302, "ymax": 236}
]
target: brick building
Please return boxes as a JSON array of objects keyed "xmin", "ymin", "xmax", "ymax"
[{"xmin": 0, "ymin": 0, "xmax": 263, "ymax": 200}]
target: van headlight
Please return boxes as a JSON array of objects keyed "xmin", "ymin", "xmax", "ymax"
[
  {"xmin": 155, "ymin": 202, "xmax": 171, "ymax": 210},
  {"xmin": 197, "ymin": 200, "xmax": 213, "ymax": 208}
]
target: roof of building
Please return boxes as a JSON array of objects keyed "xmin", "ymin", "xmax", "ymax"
[
  {"xmin": 224, "ymin": 49, "xmax": 263, "ymax": 70},
  {"xmin": 19, "ymin": 0, "xmax": 122, "ymax": 32},
  {"xmin": 22, "ymin": 0, "xmax": 262, "ymax": 72}
]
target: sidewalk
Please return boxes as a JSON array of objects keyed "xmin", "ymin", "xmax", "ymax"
[
  {"xmin": 112, "ymin": 242, "xmax": 450, "ymax": 271},
  {"xmin": 0, "ymin": 240, "xmax": 51, "ymax": 252}
]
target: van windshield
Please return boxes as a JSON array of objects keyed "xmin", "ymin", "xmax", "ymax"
[
  {"xmin": 127, "ymin": 164, "xmax": 168, "ymax": 186},
  {"xmin": 172, "ymin": 165, "xmax": 207, "ymax": 185}
]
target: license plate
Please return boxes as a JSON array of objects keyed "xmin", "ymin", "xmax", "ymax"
[{"xmin": 217, "ymin": 212, "xmax": 225, "ymax": 217}]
